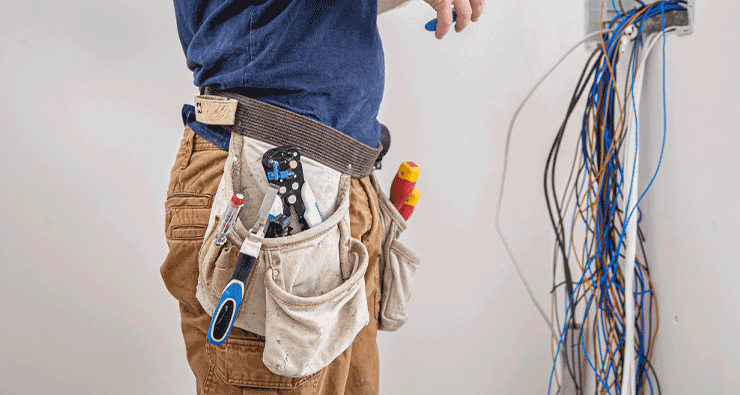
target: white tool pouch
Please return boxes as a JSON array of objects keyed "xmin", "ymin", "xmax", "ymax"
[
  {"xmin": 371, "ymin": 174, "xmax": 421, "ymax": 332},
  {"xmin": 196, "ymin": 133, "xmax": 370, "ymax": 378}
]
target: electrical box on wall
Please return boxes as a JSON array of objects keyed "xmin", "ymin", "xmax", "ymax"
[{"xmin": 584, "ymin": 0, "xmax": 694, "ymax": 50}]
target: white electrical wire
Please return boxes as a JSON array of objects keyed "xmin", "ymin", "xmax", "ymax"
[
  {"xmin": 620, "ymin": 29, "xmax": 672, "ymax": 395},
  {"xmin": 494, "ymin": 28, "xmax": 615, "ymax": 339},
  {"xmin": 620, "ymin": 38, "xmax": 643, "ymax": 395}
]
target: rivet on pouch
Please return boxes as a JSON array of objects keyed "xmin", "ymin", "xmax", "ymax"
[{"xmin": 273, "ymin": 269, "xmax": 279, "ymax": 276}]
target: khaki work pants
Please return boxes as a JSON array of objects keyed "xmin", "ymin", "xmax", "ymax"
[{"xmin": 161, "ymin": 127, "xmax": 382, "ymax": 394}]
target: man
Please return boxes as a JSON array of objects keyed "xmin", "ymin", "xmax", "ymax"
[{"xmin": 162, "ymin": 0, "xmax": 484, "ymax": 393}]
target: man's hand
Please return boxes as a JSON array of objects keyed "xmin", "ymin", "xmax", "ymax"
[{"xmin": 424, "ymin": 0, "xmax": 485, "ymax": 39}]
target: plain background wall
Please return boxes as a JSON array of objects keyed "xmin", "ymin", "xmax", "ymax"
[{"xmin": 1, "ymin": 0, "xmax": 737, "ymax": 393}]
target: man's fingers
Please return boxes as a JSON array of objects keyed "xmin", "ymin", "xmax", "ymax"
[
  {"xmin": 452, "ymin": 0, "xmax": 472, "ymax": 33},
  {"xmin": 434, "ymin": 2, "xmax": 453, "ymax": 39},
  {"xmin": 427, "ymin": 0, "xmax": 484, "ymax": 39},
  {"xmin": 470, "ymin": 0, "xmax": 485, "ymax": 22}
]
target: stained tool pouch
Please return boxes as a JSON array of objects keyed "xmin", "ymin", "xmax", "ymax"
[
  {"xmin": 194, "ymin": 94, "xmax": 371, "ymax": 379},
  {"xmin": 371, "ymin": 173, "xmax": 421, "ymax": 332}
]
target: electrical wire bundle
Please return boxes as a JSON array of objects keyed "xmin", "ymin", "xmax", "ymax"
[
  {"xmin": 542, "ymin": 1, "xmax": 687, "ymax": 394},
  {"xmin": 493, "ymin": 0, "xmax": 688, "ymax": 394}
]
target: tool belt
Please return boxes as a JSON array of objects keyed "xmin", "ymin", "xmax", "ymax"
[
  {"xmin": 193, "ymin": 90, "xmax": 420, "ymax": 379},
  {"xmin": 197, "ymin": 87, "xmax": 382, "ymax": 178}
]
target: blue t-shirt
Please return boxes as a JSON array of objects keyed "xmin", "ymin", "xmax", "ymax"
[{"xmin": 174, "ymin": 0, "xmax": 384, "ymax": 150}]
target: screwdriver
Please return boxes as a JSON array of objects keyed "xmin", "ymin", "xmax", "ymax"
[
  {"xmin": 398, "ymin": 188, "xmax": 420, "ymax": 221},
  {"xmin": 208, "ymin": 186, "xmax": 279, "ymax": 346},
  {"xmin": 390, "ymin": 161, "xmax": 420, "ymax": 220},
  {"xmin": 213, "ymin": 193, "xmax": 245, "ymax": 246},
  {"xmin": 425, "ymin": 10, "xmax": 457, "ymax": 32},
  {"xmin": 390, "ymin": 161, "xmax": 420, "ymax": 212}
]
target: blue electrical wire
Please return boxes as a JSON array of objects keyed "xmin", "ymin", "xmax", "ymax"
[{"xmin": 546, "ymin": 2, "xmax": 683, "ymax": 393}]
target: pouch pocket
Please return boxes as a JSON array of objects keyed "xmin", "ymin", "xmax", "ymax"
[
  {"xmin": 197, "ymin": 215, "xmax": 266, "ymax": 332},
  {"xmin": 371, "ymin": 174, "xmax": 421, "ymax": 332},
  {"xmin": 196, "ymin": 134, "xmax": 370, "ymax": 378},
  {"xmin": 262, "ymin": 215, "xmax": 369, "ymax": 378}
]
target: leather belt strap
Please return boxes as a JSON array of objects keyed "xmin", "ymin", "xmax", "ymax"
[{"xmin": 198, "ymin": 87, "xmax": 381, "ymax": 178}]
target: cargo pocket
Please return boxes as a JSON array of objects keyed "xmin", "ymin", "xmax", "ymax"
[
  {"xmin": 196, "ymin": 133, "xmax": 370, "ymax": 379},
  {"xmin": 371, "ymin": 173, "xmax": 421, "ymax": 332},
  {"xmin": 205, "ymin": 337, "xmax": 317, "ymax": 390},
  {"xmin": 165, "ymin": 195, "xmax": 212, "ymax": 241}
]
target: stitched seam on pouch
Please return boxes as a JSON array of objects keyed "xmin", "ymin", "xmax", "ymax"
[
  {"xmin": 389, "ymin": 242, "xmax": 420, "ymax": 263},
  {"xmin": 380, "ymin": 242, "xmax": 397, "ymax": 321},
  {"xmin": 267, "ymin": 275, "xmax": 362, "ymax": 308},
  {"xmin": 261, "ymin": 232, "xmax": 330, "ymax": 250},
  {"xmin": 261, "ymin": 213, "xmax": 347, "ymax": 250}
]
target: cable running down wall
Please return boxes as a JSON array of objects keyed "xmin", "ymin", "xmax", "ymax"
[{"xmin": 495, "ymin": 1, "xmax": 692, "ymax": 394}]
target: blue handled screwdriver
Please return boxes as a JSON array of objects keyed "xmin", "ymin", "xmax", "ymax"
[
  {"xmin": 425, "ymin": 10, "xmax": 457, "ymax": 32},
  {"xmin": 207, "ymin": 185, "xmax": 279, "ymax": 346}
]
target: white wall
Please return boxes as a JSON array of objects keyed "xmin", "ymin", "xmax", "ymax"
[{"xmin": 0, "ymin": 0, "xmax": 737, "ymax": 394}]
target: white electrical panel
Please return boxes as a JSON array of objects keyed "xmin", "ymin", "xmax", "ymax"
[{"xmin": 584, "ymin": 0, "xmax": 694, "ymax": 50}]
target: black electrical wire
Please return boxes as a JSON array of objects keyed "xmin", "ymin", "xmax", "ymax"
[
  {"xmin": 545, "ymin": 51, "xmax": 602, "ymax": 394},
  {"xmin": 545, "ymin": 48, "xmax": 605, "ymax": 395},
  {"xmin": 618, "ymin": 0, "xmax": 628, "ymax": 15},
  {"xmin": 544, "ymin": 47, "xmax": 603, "ymax": 323}
]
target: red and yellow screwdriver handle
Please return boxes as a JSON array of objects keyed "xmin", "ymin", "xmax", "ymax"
[
  {"xmin": 398, "ymin": 188, "xmax": 420, "ymax": 221},
  {"xmin": 390, "ymin": 161, "xmax": 420, "ymax": 221}
]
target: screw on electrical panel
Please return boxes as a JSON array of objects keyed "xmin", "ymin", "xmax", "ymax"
[
  {"xmin": 625, "ymin": 25, "xmax": 638, "ymax": 40},
  {"xmin": 619, "ymin": 25, "xmax": 638, "ymax": 53}
]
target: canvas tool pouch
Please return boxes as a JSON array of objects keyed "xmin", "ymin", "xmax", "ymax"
[
  {"xmin": 371, "ymin": 174, "xmax": 421, "ymax": 332},
  {"xmin": 194, "ymin": 93, "xmax": 374, "ymax": 379}
]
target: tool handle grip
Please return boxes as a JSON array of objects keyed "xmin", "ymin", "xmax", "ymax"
[
  {"xmin": 301, "ymin": 181, "xmax": 323, "ymax": 228},
  {"xmin": 399, "ymin": 188, "xmax": 420, "ymax": 221},
  {"xmin": 390, "ymin": 161, "xmax": 419, "ymax": 211},
  {"xmin": 207, "ymin": 253, "xmax": 257, "ymax": 345},
  {"xmin": 424, "ymin": 11, "xmax": 457, "ymax": 32},
  {"xmin": 390, "ymin": 177, "xmax": 415, "ymax": 211}
]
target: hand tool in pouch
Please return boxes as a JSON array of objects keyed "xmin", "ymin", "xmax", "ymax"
[
  {"xmin": 398, "ymin": 188, "xmax": 420, "ymax": 221},
  {"xmin": 213, "ymin": 193, "xmax": 245, "ymax": 246},
  {"xmin": 390, "ymin": 161, "xmax": 421, "ymax": 220},
  {"xmin": 207, "ymin": 185, "xmax": 279, "ymax": 346},
  {"xmin": 262, "ymin": 145, "xmax": 323, "ymax": 232}
]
